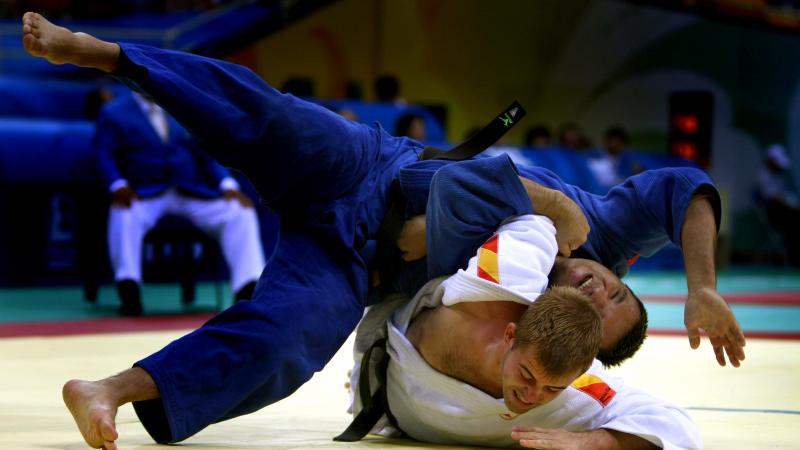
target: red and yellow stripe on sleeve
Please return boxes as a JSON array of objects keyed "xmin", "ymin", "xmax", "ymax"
[
  {"xmin": 477, "ymin": 234, "xmax": 500, "ymax": 284},
  {"xmin": 571, "ymin": 373, "xmax": 616, "ymax": 407}
]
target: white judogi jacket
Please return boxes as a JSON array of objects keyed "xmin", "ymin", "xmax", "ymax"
[{"xmin": 349, "ymin": 215, "xmax": 701, "ymax": 449}]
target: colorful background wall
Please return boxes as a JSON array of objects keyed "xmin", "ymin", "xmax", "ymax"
[{"xmin": 242, "ymin": 0, "xmax": 800, "ymax": 217}]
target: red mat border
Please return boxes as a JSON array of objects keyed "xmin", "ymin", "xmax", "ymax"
[{"xmin": 0, "ymin": 314, "xmax": 214, "ymax": 338}]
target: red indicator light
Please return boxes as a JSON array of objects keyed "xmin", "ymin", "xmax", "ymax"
[
  {"xmin": 672, "ymin": 142, "xmax": 698, "ymax": 160},
  {"xmin": 673, "ymin": 114, "xmax": 699, "ymax": 134}
]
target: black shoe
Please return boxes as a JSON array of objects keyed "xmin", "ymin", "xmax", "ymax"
[
  {"xmin": 117, "ymin": 279, "xmax": 143, "ymax": 316},
  {"xmin": 234, "ymin": 281, "xmax": 257, "ymax": 303}
]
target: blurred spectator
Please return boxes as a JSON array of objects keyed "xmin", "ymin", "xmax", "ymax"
[
  {"xmin": 83, "ymin": 86, "xmax": 114, "ymax": 120},
  {"xmin": 345, "ymin": 80, "xmax": 363, "ymax": 100},
  {"xmin": 588, "ymin": 126, "xmax": 629, "ymax": 189},
  {"xmin": 524, "ymin": 125, "xmax": 552, "ymax": 149},
  {"xmin": 94, "ymin": 91, "xmax": 266, "ymax": 315},
  {"xmin": 374, "ymin": 74, "xmax": 406, "ymax": 105},
  {"xmin": 557, "ymin": 122, "xmax": 582, "ymax": 150},
  {"xmin": 395, "ymin": 113, "xmax": 427, "ymax": 142},
  {"xmin": 755, "ymin": 144, "xmax": 800, "ymax": 265}
]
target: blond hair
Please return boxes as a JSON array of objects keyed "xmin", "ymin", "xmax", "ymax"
[{"xmin": 513, "ymin": 286, "xmax": 602, "ymax": 376}]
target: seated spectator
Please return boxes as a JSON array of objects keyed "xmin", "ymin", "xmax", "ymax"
[
  {"xmin": 395, "ymin": 112, "xmax": 427, "ymax": 142},
  {"xmin": 374, "ymin": 74, "xmax": 406, "ymax": 105},
  {"xmin": 755, "ymin": 144, "xmax": 800, "ymax": 265},
  {"xmin": 94, "ymin": 90, "xmax": 266, "ymax": 315},
  {"xmin": 556, "ymin": 122, "xmax": 582, "ymax": 150},
  {"xmin": 588, "ymin": 125, "xmax": 629, "ymax": 189},
  {"xmin": 344, "ymin": 80, "xmax": 363, "ymax": 100},
  {"xmin": 524, "ymin": 125, "xmax": 552, "ymax": 149}
]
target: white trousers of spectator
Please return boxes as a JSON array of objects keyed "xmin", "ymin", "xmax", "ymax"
[{"xmin": 108, "ymin": 188, "xmax": 265, "ymax": 293}]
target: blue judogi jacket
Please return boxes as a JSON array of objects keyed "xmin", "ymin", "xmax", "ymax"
[
  {"xmin": 94, "ymin": 93, "xmax": 232, "ymax": 198},
  {"xmin": 396, "ymin": 155, "xmax": 720, "ymax": 296}
]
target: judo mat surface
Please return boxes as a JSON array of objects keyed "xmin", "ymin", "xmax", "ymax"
[
  {"xmin": 0, "ymin": 331, "xmax": 798, "ymax": 449},
  {"xmin": 1, "ymin": 269, "xmax": 799, "ymax": 450}
]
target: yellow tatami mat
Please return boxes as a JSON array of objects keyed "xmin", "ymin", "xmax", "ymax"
[{"xmin": 0, "ymin": 330, "xmax": 797, "ymax": 449}]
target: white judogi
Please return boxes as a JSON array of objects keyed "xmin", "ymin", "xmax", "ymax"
[{"xmin": 350, "ymin": 215, "xmax": 701, "ymax": 449}]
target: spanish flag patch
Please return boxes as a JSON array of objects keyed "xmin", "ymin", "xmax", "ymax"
[
  {"xmin": 571, "ymin": 374, "xmax": 616, "ymax": 407},
  {"xmin": 476, "ymin": 234, "xmax": 500, "ymax": 284}
]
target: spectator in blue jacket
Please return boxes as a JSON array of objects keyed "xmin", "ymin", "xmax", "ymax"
[{"xmin": 94, "ymin": 90, "xmax": 265, "ymax": 315}]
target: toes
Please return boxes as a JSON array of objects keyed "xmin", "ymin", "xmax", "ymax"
[
  {"xmin": 99, "ymin": 418, "xmax": 118, "ymax": 442},
  {"xmin": 22, "ymin": 33, "xmax": 39, "ymax": 54}
]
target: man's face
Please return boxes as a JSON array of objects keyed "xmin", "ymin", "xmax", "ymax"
[
  {"xmin": 550, "ymin": 257, "xmax": 640, "ymax": 351},
  {"xmin": 500, "ymin": 331, "xmax": 579, "ymax": 414}
]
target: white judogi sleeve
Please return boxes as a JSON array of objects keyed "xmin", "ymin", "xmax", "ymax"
[{"xmin": 439, "ymin": 214, "xmax": 557, "ymax": 306}]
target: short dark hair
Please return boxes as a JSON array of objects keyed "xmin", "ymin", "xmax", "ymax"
[
  {"xmin": 597, "ymin": 287, "xmax": 648, "ymax": 367},
  {"xmin": 525, "ymin": 125, "xmax": 551, "ymax": 146},
  {"xmin": 604, "ymin": 126, "xmax": 629, "ymax": 143},
  {"xmin": 375, "ymin": 74, "xmax": 400, "ymax": 102}
]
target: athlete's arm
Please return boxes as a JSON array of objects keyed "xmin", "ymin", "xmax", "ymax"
[
  {"xmin": 518, "ymin": 177, "xmax": 590, "ymax": 257},
  {"xmin": 512, "ymin": 426, "xmax": 658, "ymax": 450},
  {"xmin": 399, "ymin": 155, "xmax": 588, "ymax": 266},
  {"xmin": 681, "ymin": 195, "xmax": 745, "ymax": 367}
]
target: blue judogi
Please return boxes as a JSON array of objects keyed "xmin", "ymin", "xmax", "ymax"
[
  {"xmin": 398, "ymin": 157, "xmax": 720, "ymax": 295},
  {"xmin": 94, "ymin": 92, "xmax": 231, "ymax": 198},
  {"xmin": 112, "ymin": 44, "xmax": 720, "ymax": 443}
]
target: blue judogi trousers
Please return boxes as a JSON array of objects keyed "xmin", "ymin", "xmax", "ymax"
[{"xmin": 115, "ymin": 43, "xmax": 423, "ymax": 442}]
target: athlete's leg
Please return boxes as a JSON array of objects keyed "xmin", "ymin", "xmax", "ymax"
[
  {"xmin": 22, "ymin": 12, "xmax": 119, "ymax": 72},
  {"xmin": 22, "ymin": 12, "xmax": 392, "ymax": 210},
  {"xmin": 62, "ymin": 367, "xmax": 158, "ymax": 450},
  {"xmin": 131, "ymin": 226, "xmax": 367, "ymax": 442}
]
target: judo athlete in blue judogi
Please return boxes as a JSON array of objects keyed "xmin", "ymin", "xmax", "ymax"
[
  {"xmin": 21, "ymin": 13, "xmax": 745, "ymax": 450},
  {"xmin": 94, "ymin": 90, "xmax": 265, "ymax": 315}
]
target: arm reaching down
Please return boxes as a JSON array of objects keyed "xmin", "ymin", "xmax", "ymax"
[{"xmin": 681, "ymin": 195, "xmax": 746, "ymax": 367}]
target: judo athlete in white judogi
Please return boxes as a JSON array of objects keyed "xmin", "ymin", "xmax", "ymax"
[{"xmin": 348, "ymin": 215, "xmax": 701, "ymax": 450}]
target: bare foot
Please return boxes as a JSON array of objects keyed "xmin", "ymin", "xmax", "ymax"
[
  {"xmin": 62, "ymin": 379, "xmax": 120, "ymax": 450},
  {"xmin": 21, "ymin": 12, "xmax": 120, "ymax": 72}
]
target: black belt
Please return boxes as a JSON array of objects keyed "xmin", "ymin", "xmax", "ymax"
[
  {"xmin": 420, "ymin": 100, "xmax": 526, "ymax": 161},
  {"xmin": 333, "ymin": 338, "xmax": 396, "ymax": 442}
]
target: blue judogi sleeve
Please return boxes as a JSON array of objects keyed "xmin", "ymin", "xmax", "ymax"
[
  {"xmin": 411, "ymin": 158, "xmax": 720, "ymax": 279},
  {"xmin": 569, "ymin": 167, "xmax": 720, "ymax": 276},
  {"xmin": 424, "ymin": 155, "xmax": 533, "ymax": 278}
]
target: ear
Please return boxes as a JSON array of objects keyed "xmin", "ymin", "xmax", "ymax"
[{"xmin": 504, "ymin": 322, "xmax": 517, "ymax": 346}]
